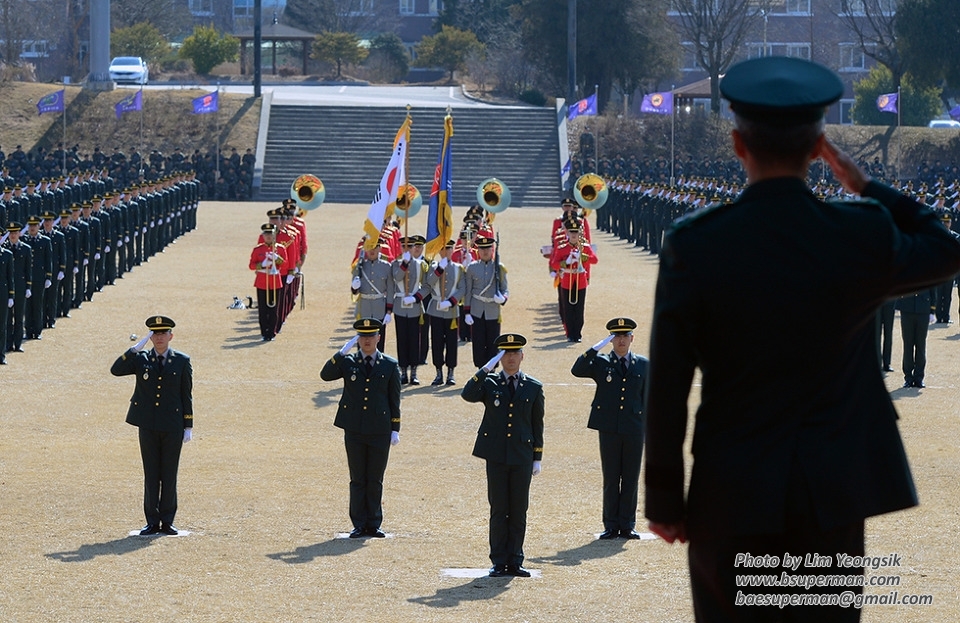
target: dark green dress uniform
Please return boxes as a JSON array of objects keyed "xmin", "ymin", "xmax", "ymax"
[
  {"xmin": 320, "ymin": 318, "xmax": 402, "ymax": 535},
  {"xmin": 110, "ymin": 316, "xmax": 193, "ymax": 531},
  {"xmin": 571, "ymin": 318, "xmax": 648, "ymax": 537},
  {"xmin": 0, "ymin": 244, "xmax": 13, "ymax": 363},
  {"xmin": 3, "ymin": 225, "xmax": 31, "ymax": 353},
  {"xmin": 461, "ymin": 335, "xmax": 544, "ymax": 573}
]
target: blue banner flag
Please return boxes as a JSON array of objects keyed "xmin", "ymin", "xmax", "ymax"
[
  {"xmin": 37, "ymin": 89, "xmax": 65, "ymax": 115},
  {"xmin": 567, "ymin": 94, "xmax": 598, "ymax": 121},
  {"xmin": 876, "ymin": 92, "xmax": 898, "ymax": 114},
  {"xmin": 641, "ymin": 91, "xmax": 674, "ymax": 115},
  {"xmin": 425, "ymin": 114, "xmax": 454, "ymax": 258},
  {"xmin": 950, "ymin": 105, "xmax": 960, "ymax": 121},
  {"xmin": 192, "ymin": 91, "xmax": 218, "ymax": 115},
  {"xmin": 115, "ymin": 90, "xmax": 143, "ymax": 119}
]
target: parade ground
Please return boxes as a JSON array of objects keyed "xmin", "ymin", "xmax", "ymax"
[{"xmin": 1, "ymin": 200, "xmax": 958, "ymax": 622}]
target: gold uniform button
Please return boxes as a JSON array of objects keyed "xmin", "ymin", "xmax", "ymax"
[
  {"xmin": 508, "ymin": 414, "xmax": 513, "ymax": 418},
  {"xmin": 507, "ymin": 433, "xmax": 511, "ymax": 437},
  {"xmin": 507, "ymin": 423, "xmax": 512, "ymax": 427}
]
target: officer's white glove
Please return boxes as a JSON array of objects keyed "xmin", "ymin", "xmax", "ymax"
[
  {"xmin": 339, "ymin": 335, "xmax": 359, "ymax": 355},
  {"xmin": 402, "ymin": 295, "xmax": 416, "ymax": 305},
  {"xmin": 83, "ymin": 258, "xmax": 89, "ymax": 266},
  {"xmin": 532, "ymin": 460, "xmax": 542, "ymax": 476},
  {"xmin": 286, "ymin": 274, "xmax": 295, "ymax": 284},
  {"xmin": 104, "ymin": 245, "xmax": 111, "ymax": 253},
  {"xmin": 482, "ymin": 350, "xmax": 505, "ymax": 372},
  {"xmin": 464, "ymin": 313, "xmax": 474, "ymax": 326},
  {"xmin": 402, "ymin": 251, "xmax": 411, "ymax": 263},
  {"xmin": 390, "ymin": 431, "xmax": 400, "ymax": 446},
  {"xmin": 25, "ymin": 288, "xmax": 31, "ymax": 299},
  {"xmin": 438, "ymin": 256, "xmax": 449, "ymax": 269},
  {"xmin": 591, "ymin": 334, "xmax": 615, "ymax": 352},
  {"xmin": 493, "ymin": 292, "xmax": 506, "ymax": 305},
  {"xmin": 57, "ymin": 271, "xmax": 64, "ymax": 280},
  {"xmin": 351, "ymin": 276, "xmax": 361, "ymax": 290},
  {"xmin": 94, "ymin": 253, "xmax": 101, "ymax": 260},
  {"xmin": 549, "ymin": 271, "xmax": 557, "ymax": 279},
  {"xmin": 183, "ymin": 428, "xmax": 193, "ymax": 443},
  {"xmin": 117, "ymin": 240, "xmax": 123, "ymax": 247},
  {"xmin": 929, "ymin": 314, "xmax": 936, "ymax": 324},
  {"xmin": 44, "ymin": 279, "xmax": 51, "ymax": 289},
  {"xmin": 383, "ymin": 313, "xmax": 392, "ymax": 325},
  {"xmin": 437, "ymin": 300, "xmax": 452, "ymax": 311},
  {"xmin": 7, "ymin": 298, "xmax": 12, "ymax": 308},
  {"xmin": 133, "ymin": 331, "xmax": 153, "ymax": 351},
  {"xmin": 150, "ymin": 222, "xmax": 155, "ymax": 228},
  {"xmin": 125, "ymin": 236, "xmax": 130, "ymax": 243},
  {"xmin": 142, "ymin": 227, "xmax": 147, "ymax": 234}
]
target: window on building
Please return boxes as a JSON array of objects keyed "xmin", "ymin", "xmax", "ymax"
[
  {"xmin": 784, "ymin": 0, "xmax": 810, "ymax": 12},
  {"xmin": 428, "ymin": 0, "xmax": 442, "ymax": 15},
  {"xmin": 189, "ymin": 0, "xmax": 214, "ymax": 15},
  {"xmin": 746, "ymin": 43, "xmax": 772, "ymax": 59},
  {"xmin": 348, "ymin": 0, "xmax": 375, "ymax": 15},
  {"xmin": 839, "ymin": 99, "xmax": 855, "ymax": 125},
  {"xmin": 844, "ymin": 0, "xmax": 896, "ymax": 15},
  {"xmin": 680, "ymin": 43, "xmax": 700, "ymax": 72},
  {"xmin": 785, "ymin": 44, "xmax": 810, "ymax": 60},
  {"xmin": 839, "ymin": 44, "xmax": 867, "ymax": 71},
  {"xmin": 400, "ymin": 0, "xmax": 414, "ymax": 15},
  {"xmin": 234, "ymin": 0, "xmax": 254, "ymax": 17},
  {"xmin": 20, "ymin": 40, "xmax": 48, "ymax": 59}
]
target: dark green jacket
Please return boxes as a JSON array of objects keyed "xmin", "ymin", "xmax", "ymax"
[
  {"xmin": 462, "ymin": 369, "xmax": 544, "ymax": 464},
  {"xmin": 571, "ymin": 348, "xmax": 647, "ymax": 435},
  {"xmin": 320, "ymin": 350, "xmax": 401, "ymax": 436},
  {"xmin": 111, "ymin": 347, "xmax": 193, "ymax": 432}
]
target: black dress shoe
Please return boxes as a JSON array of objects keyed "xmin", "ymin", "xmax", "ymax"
[
  {"xmin": 883, "ymin": 365, "xmax": 894, "ymax": 372},
  {"xmin": 348, "ymin": 528, "xmax": 365, "ymax": 538},
  {"xmin": 160, "ymin": 524, "xmax": 179, "ymax": 535},
  {"xmin": 621, "ymin": 529, "xmax": 642, "ymax": 540},
  {"xmin": 507, "ymin": 565, "xmax": 531, "ymax": 577},
  {"xmin": 365, "ymin": 527, "xmax": 386, "ymax": 538},
  {"xmin": 913, "ymin": 381, "xmax": 925, "ymax": 388},
  {"xmin": 598, "ymin": 529, "xmax": 618, "ymax": 540},
  {"xmin": 488, "ymin": 564, "xmax": 509, "ymax": 577},
  {"xmin": 139, "ymin": 524, "xmax": 161, "ymax": 536},
  {"xmin": 902, "ymin": 382, "xmax": 913, "ymax": 388}
]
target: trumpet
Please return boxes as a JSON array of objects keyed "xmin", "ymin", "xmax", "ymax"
[
  {"xmin": 567, "ymin": 230, "xmax": 587, "ymax": 305},
  {"xmin": 290, "ymin": 174, "xmax": 325, "ymax": 211}
]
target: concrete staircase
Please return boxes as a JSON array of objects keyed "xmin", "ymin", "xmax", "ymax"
[{"xmin": 257, "ymin": 105, "xmax": 562, "ymax": 208}]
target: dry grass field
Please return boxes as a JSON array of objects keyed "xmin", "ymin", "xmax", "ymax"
[{"xmin": 0, "ymin": 200, "xmax": 958, "ymax": 622}]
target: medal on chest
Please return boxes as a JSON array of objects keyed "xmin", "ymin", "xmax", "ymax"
[
  {"xmin": 606, "ymin": 373, "xmax": 612, "ymax": 383},
  {"xmin": 350, "ymin": 374, "xmax": 357, "ymax": 381},
  {"xmin": 494, "ymin": 398, "xmax": 500, "ymax": 407},
  {"xmin": 143, "ymin": 372, "xmax": 150, "ymax": 380}
]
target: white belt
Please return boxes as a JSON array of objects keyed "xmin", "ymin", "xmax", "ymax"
[
  {"xmin": 360, "ymin": 293, "xmax": 385, "ymax": 300},
  {"xmin": 474, "ymin": 294, "xmax": 496, "ymax": 303}
]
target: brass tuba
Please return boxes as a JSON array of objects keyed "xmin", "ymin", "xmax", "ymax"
[
  {"xmin": 574, "ymin": 173, "xmax": 608, "ymax": 210},
  {"xmin": 394, "ymin": 184, "xmax": 422, "ymax": 219},
  {"xmin": 476, "ymin": 178, "xmax": 511, "ymax": 213},
  {"xmin": 290, "ymin": 174, "xmax": 325, "ymax": 211}
]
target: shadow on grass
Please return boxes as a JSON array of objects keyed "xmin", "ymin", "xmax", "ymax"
[
  {"xmin": 407, "ymin": 576, "xmax": 513, "ymax": 608},
  {"xmin": 266, "ymin": 537, "xmax": 366, "ymax": 563},
  {"xmin": 45, "ymin": 535, "xmax": 157, "ymax": 562},
  {"xmin": 526, "ymin": 538, "xmax": 627, "ymax": 567}
]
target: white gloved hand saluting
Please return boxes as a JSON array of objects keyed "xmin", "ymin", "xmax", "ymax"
[
  {"xmin": 390, "ymin": 431, "xmax": 400, "ymax": 446},
  {"xmin": 339, "ymin": 335, "xmax": 359, "ymax": 355},
  {"xmin": 437, "ymin": 300, "xmax": 452, "ymax": 311},
  {"xmin": 351, "ymin": 276, "xmax": 361, "ymax": 290},
  {"xmin": 482, "ymin": 350, "xmax": 505, "ymax": 372},
  {"xmin": 383, "ymin": 313, "xmax": 393, "ymax": 325},
  {"xmin": 493, "ymin": 292, "xmax": 506, "ymax": 305},
  {"xmin": 402, "ymin": 295, "xmax": 416, "ymax": 305},
  {"xmin": 183, "ymin": 429, "xmax": 193, "ymax": 443},
  {"xmin": 464, "ymin": 313, "xmax": 474, "ymax": 326},
  {"xmin": 532, "ymin": 460, "xmax": 542, "ymax": 476},
  {"xmin": 591, "ymin": 334, "xmax": 615, "ymax": 352},
  {"xmin": 133, "ymin": 331, "xmax": 154, "ymax": 351}
]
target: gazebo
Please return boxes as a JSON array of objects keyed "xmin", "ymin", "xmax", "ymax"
[{"xmin": 236, "ymin": 22, "xmax": 317, "ymax": 76}]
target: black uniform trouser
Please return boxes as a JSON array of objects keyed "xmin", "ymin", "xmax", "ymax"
[
  {"xmin": 429, "ymin": 314, "xmax": 458, "ymax": 369},
  {"xmin": 44, "ymin": 278, "xmax": 60, "ymax": 326},
  {"xmin": 0, "ymin": 302, "xmax": 8, "ymax": 359},
  {"xmin": 470, "ymin": 315, "xmax": 500, "ymax": 369},
  {"xmin": 874, "ymin": 301, "xmax": 895, "ymax": 369},
  {"xmin": 688, "ymin": 463, "xmax": 864, "ymax": 623},
  {"xmin": 344, "ymin": 431, "xmax": 390, "ymax": 530},
  {"xmin": 935, "ymin": 282, "xmax": 953, "ymax": 322},
  {"xmin": 418, "ymin": 312, "xmax": 430, "ymax": 365},
  {"xmin": 24, "ymin": 286, "xmax": 44, "ymax": 337},
  {"xmin": 394, "ymin": 314, "xmax": 420, "ymax": 368},
  {"xmin": 134, "ymin": 232, "xmax": 143, "ymax": 265},
  {"xmin": 59, "ymin": 272, "xmax": 74, "ymax": 317},
  {"xmin": 256, "ymin": 288, "xmax": 279, "ymax": 340},
  {"xmin": 138, "ymin": 427, "xmax": 183, "ymax": 526},
  {"xmin": 559, "ymin": 287, "xmax": 586, "ymax": 341},
  {"xmin": 485, "ymin": 460, "xmax": 532, "ymax": 567},
  {"xmin": 900, "ymin": 312, "xmax": 929, "ymax": 385},
  {"xmin": 85, "ymin": 256, "xmax": 97, "ymax": 299},
  {"xmin": 8, "ymin": 291, "xmax": 25, "ymax": 350},
  {"xmin": 598, "ymin": 431, "xmax": 643, "ymax": 532}
]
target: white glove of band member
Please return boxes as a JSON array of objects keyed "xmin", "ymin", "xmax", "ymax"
[
  {"xmin": 286, "ymin": 274, "xmax": 295, "ymax": 284},
  {"xmin": 339, "ymin": 335, "xmax": 360, "ymax": 355},
  {"xmin": 383, "ymin": 313, "xmax": 392, "ymax": 325},
  {"xmin": 929, "ymin": 314, "xmax": 936, "ymax": 324},
  {"xmin": 464, "ymin": 313, "xmax": 474, "ymax": 326},
  {"xmin": 482, "ymin": 350, "xmax": 505, "ymax": 372},
  {"xmin": 183, "ymin": 428, "xmax": 192, "ymax": 443},
  {"xmin": 591, "ymin": 334, "xmax": 615, "ymax": 352},
  {"xmin": 532, "ymin": 460, "xmax": 542, "ymax": 476},
  {"xmin": 25, "ymin": 288, "xmax": 31, "ymax": 299},
  {"xmin": 57, "ymin": 271, "xmax": 64, "ymax": 280},
  {"xmin": 549, "ymin": 271, "xmax": 557, "ymax": 279},
  {"xmin": 390, "ymin": 431, "xmax": 400, "ymax": 446},
  {"xmin": 134, "ymin": 331, "xmax": 154, "ymax": 351},
  {"xmin": 493, "ymin": 292, "xmax": 506, "ymax": 305},
  {"xmin": 402, "ymin": 251, "xmax": 411, "ymax": 263},
  {"xmin": 73, "ymin": 267, "xmax": 79, "ymax": 274},
  {"xmin": 94, "ymin": 253, "xmax": 101, "ymax": 260},
  {"xmin": 402, "ymin": 295, "xmax": 416, "ymax": 305},
  {"xmin": 351, "ymin": 276, "xmax": 361, "ymax": 290},
  {"xmin": 438, "ymin": 257, "xmax": 449, "ymax": 269},
  {"xmin": 44, "ymin": 279, "xmax": 51, "ymax": 289},
  {"xmin": 437, "ymin": 300, "xmax": 452, "ymax": 311},
  {"xmin": 261, "ymin": 258, "xmax": 271, "ymax": 268},
  {"xmin": 565, "ymin": 252, "xmax": 579, "ymax": 265},
  {"xmin": 7, "ymin": 298, "xmax": 12, "ymax": 308}
]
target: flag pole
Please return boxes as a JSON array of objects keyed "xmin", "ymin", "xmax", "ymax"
[
  {"xmin": 139, "ymin": 83, "xmax": 145, "ymax": 176},
  {"xmin": 594, "ymin": 84, "xmax": 600, "ymax": 168},
  {"xmin": 897, "ymin": 85, "xmax": 902, "ymax": 181},
  {"xmin": 215, "ymin": 83, "xmax": 221, "ymax": 182},
  {"xmin": 670, "ymin": 85, "xmax": 676, "ymax": 188},
  {"xmin": 62, "ymin": 90, "xmax": 67, "ymax": 175}
]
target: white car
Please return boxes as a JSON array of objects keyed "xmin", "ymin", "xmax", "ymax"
[
  {"xmin": 927, "ymin": 119, "xmax": 960, "ymax": 128},
  {"xmin": 109, "ymin": 56, "xmax": 149, "ymax": 85}
]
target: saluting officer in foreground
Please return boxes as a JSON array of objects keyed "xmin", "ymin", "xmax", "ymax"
[
  {"xmin": 111, "ymin": 316, "xmax": 193, "ymax": 537},
  {"xmin": 571, "ymin": 318, "xmax": 647, "ymax": 539},
  {"xmin": 321, "ymin": 317, "xmax": 402, "ymax": 539},
  {"xmin": 462, "ymin": 333, "xmax": 543, "ymax": 578}
]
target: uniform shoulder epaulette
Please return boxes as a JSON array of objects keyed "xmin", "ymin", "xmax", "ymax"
[{"xmin": 670, "ymin": 201, "xmax": 732, "ymax": 231}]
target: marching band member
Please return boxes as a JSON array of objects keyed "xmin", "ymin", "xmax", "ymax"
[
  {"xmin": 249, "ymin": 223, "xmax": 288, "ymax": 342},
  {"xmin": 549, "ymin": 216, "xmax": 598, "ymax": 342}
]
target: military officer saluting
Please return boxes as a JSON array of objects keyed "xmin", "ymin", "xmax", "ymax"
[{"xmin": 571, "ymin": 317, "xmax": 648, "ymax": 539}]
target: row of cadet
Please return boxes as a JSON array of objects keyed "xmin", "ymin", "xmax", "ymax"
[
  {"xmin": 0, "ymin": 175, "xmax": 201, "ymax": 364},
  {"xmin": 248, "ymin": 200, "xmax": 309, "ymax": 341}
]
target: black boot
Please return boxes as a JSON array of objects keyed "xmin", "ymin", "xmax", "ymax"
[
  {"xmin": 409, "ymin": 366, "xmax": 420, "ymax": 385},
  {"xmin": 431, "ymin": 367, "xmax": 444, "ymax": 386},
  {"xmin": 446, "ymin": 367, "xmax": 456, "ymax": 385},
  {"xmin": 400, "ymin": 367, "xmax": 409, "ymax": 385}
]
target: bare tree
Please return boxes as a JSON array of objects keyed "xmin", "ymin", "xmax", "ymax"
[
  {"xmin": 0, "ymin": 0, "xmax": 39, "ymax": 66},
  {"xmin": 836, "ymin": 0, "xmax": 903, "ymax": 89},
  {"xmin": 111, "ymin": 0, "xmax": 194, "ymax": 39},
  {"xmin": 284, "ymin": 0, "xmax": 395, "ymax": 37},
  {"xmin": 670, "ymin": 0, "xmax": 763, "ymax": 113}
]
